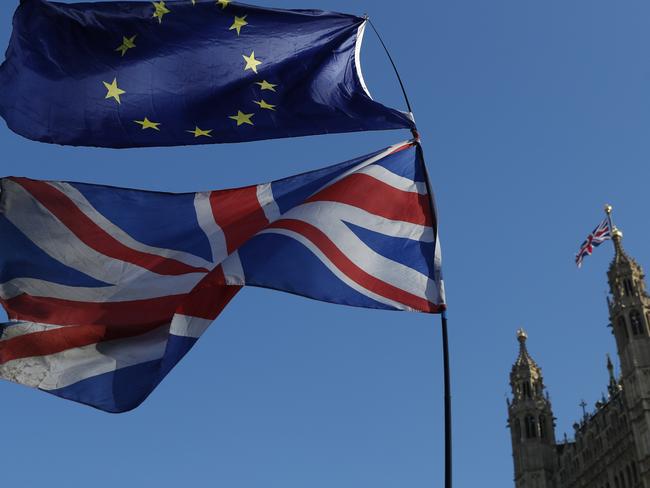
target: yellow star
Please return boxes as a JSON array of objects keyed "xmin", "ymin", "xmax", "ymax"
[
  {"xmin": 134, "ymin": 117, "xmax": 161, "ymax": 130},
  {"xmin": 187, "ymin": 126, "xmax": 213, "ymax": 137},
  {"xmin": 255, "ymin": 80, "xmax": 277, "ymax": 92},
  {"xmin": 115, "ymin": 35, "xmax": 137, "ymax": 56},
  {"xmin": 103, "ymin": 78, "xmax": 125, "ymax": 104},
  {"xmin": 217, "ymin": 0, "xmax": 231, "ymax": 8},
  {"xmin": 229, "ymin": 15, "xmax": 248, "ymax": 35},
  {"xmin": 152, "ymin": 1, "xmax": 170, "ymax": 23},
  {"xmin": 242, "ymin": 51, "xmax": 262, "ymax": 74},
  {"xmin": 253, "ymin": 99, "xmax": 276, "ymax": 111},
  {"xmin": 229, "ymin": 110, "xmax": 254, "ymax": 126}
]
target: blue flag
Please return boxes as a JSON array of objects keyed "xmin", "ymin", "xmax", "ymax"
[{"xmin": 0, "ymin": 0, "xmax": 415, "ymax": 148}]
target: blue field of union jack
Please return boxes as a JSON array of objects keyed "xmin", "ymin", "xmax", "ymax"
[{"xmin": 0, "ymin": 140, "xmax": 445, "ymax": 412}]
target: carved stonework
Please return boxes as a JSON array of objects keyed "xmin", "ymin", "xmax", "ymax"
[{"xmin": 507, "ymin": 229, "xmax": 649, "ymax": 488}]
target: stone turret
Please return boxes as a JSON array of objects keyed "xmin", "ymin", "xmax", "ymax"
[
  {"xmin": 606, "ymin": 225, "xmax": 650, "ymax": 485},
  {"xmin": 507, "ymin": 329, "xmax": 558, "ymax": 488}
]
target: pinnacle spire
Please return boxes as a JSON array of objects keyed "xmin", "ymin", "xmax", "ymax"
[
  {"xmin": 605, "ymin": 205, "xmax": 632, "ymax": 266},
  {"xmin": 611, "ymin": 226, "xmax": 630, "ymax": 264},
  {"xmin": 514, "ymin": 328, "xmax": 537, "ymax": 369},
  {"xmin": 606, "ymin": 353, "xmax": 619, "ymax": 395}
]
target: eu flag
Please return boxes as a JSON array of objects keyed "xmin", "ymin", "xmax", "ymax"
[{"xmin": 0, "ymin": 0, "xmax": 415, "ymax": 148}]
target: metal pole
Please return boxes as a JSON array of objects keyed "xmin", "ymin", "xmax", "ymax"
[
  {"xmin": 441, "ymin": 310, "xmax": 452, "ymax": 488},
  {"xmin": 605, "ymin": 204, "xmax": 615, "ymax": 234},
  {"xmin": 366, "ymin": 18, "xmax": 414, "ymax": 116}
]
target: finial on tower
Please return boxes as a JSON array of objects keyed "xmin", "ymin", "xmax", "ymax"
[
  {"xmin": 611, "ymin": 226, "xmax": 627, "ymax": 263},
  {"xmin": 605, "ymin": 203, "xmax": 612, "ymax": 215},
  {"xmin": 514, "ymin": 328, "xmax": 537, "ymax": 369},
  {"xmin": 517, "ymin": 328, "xmax": 527, "ymax": 342}
]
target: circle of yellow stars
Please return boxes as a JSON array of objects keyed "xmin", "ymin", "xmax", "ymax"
[{"xmin": 103, "ymin": 0, "xmax": 281, "ymax": 139}]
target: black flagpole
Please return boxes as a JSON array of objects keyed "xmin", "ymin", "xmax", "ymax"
[
  {"xmin": 366, "ymin": 18, "xmax": 451, "ymax": 487},
  {"xmin": 441, "ymin": 310, "xmax": 452, "ymax": 488}
]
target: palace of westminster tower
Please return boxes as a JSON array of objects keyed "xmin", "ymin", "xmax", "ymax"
[{"xmin": 508, "ymin": 225, "xmax": 650, "ymax": 488}]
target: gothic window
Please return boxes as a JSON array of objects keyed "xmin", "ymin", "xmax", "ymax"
[
  {"xmin": 614, "ymin": 474, "xmax": 620, "ymax": 488},
  {"xmin": 632, "ymin": 462, "xmax": 638, "ymax": 482},
  {"xmin": 525, "ymin": 415, "xmax": 537, "ymax": 438},
  {"xmin": 539, "ymin": 415, "xmax": 546, "ymax": 439},
  {"xmin": 630, "ymin": 310, "xmax": 644, "ymax": 335},
  {"xmin": 619, "ymin": 316, "xmax": 629, "ymax": 341},
  {"xmin": 522, "ymin": 381, "xmax": 531, "ymax": 399},
  {"xmin": 624, "ymin": 279, "xmax": 634, "ymax": 296}
]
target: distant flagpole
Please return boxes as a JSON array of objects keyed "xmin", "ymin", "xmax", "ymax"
[{"xmin": 605, "ymin": 203, "xmax": 615, "ymax": 239}]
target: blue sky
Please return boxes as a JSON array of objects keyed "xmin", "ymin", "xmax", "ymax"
[{"xmin": 2, "ymin": 1, "xmax": 650, "ymax": 486}]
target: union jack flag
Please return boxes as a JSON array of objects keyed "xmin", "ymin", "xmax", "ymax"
[
  {"xmin": 575, "ymin": 219, "xmax": 611, "ymax": 268},
  {"xmin": 0, "ymin": 141, "xmax": 445, "ymax": 412}
]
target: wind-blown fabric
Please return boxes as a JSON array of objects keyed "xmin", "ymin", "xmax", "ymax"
[
  {"xmin": 0, "ymin": 141, "xmax": 444, "ymax": 412},
  {"xmin": 575, "ymin": 218, "xmax": 611, "ymax": 268},
  {"xmin": 0, "ymin": 0, "xmax": 414, "ymax": 148}
]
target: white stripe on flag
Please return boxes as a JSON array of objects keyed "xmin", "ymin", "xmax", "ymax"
[
  {"xmin": 0, "ymin": 325, "xmax": 170, "ymax": 391},
  {"xmin": 357, "ymin": 165, "xmax": 427, "ymax": 195},
  {"xmin": 170, "ymin": 314, "xmax": 212, "ymax": 338},
  {"xmin": 194, "ymin": 191, "xmax": 228, "ymax": 265},
  {"xmin": 256, "ymin": 183, "xmax": 281, "ymax": 223},
  {"xmin": 222, "ymin": 252, "xmax": 245, "ymax": 285}
]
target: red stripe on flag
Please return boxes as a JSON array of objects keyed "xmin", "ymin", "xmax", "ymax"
[
  {"xmin": 12, "ymin": 178, "xmax": 208, "ymax": 276},
  {"xmin": 306, "ymin": 174, "xmax": 432, "ymax": 227},
  {"xmin": 1, "ymin": 294, "xmax": 183, "ymax": 327},
  {"xmin": 210, "ymin": 186, "xmax": 269, "ymax": 254},
  {"xmin": 269, "ymin": 219, "xmax": 438, "ymax": 313},
  {"xmin": 176, "ymin": 266, "xmax": 241, "ymax": 320},
  {"xmin": 0, "ymin": 321, "xmax": 168, "ymax": 365}
]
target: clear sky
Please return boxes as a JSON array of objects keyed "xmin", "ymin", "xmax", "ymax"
[{"xmin": 2, "ymin": 1, "xmax": 650, "ymax": 487}]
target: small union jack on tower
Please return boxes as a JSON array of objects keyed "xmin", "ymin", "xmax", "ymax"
[{"xmin": 575, "ymin": 205, "xmax": 614, "ymax": 268}]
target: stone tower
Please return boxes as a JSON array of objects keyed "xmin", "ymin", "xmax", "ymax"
[
  {"xmin": 607, "ymin": 226, "xmax": 650, "ymax": 485},
  {"xmin": 507, "ymin": 329, "xmax": 557, "ymax": 488}
]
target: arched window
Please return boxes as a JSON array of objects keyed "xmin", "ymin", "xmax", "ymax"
[
  {"xmin": 630, "ymin": 310, "xmax": 644, "ymax": 335},
  {"xmin": 522, "ymin": 381, "xmax": 531, "ymax": 399},
  {"xmin": 619, "ymin": 316, "xmax": 629, "ymax": 340},
  {"xmin": 539, "ymin": 415, "xmax": 546, "ymax": 439},
  {"xmin": 525, "ymin": 415, "xmax": 537, "ymax": 438},
  {"xmin": 624, "ymin": 279, "xmax": 634, "ymax": 296}
]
